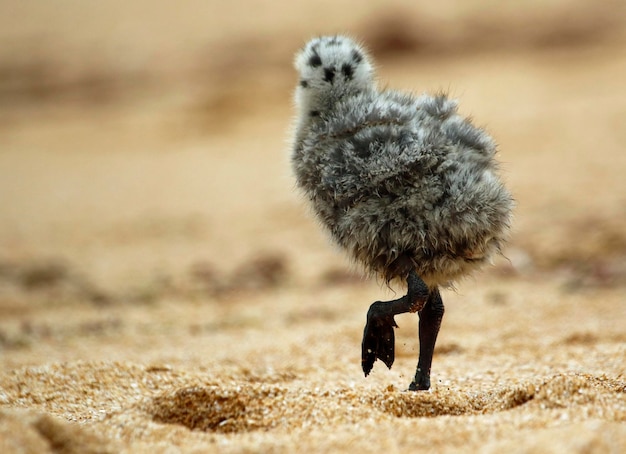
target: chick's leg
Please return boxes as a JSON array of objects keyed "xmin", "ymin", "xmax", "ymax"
[
  {"xmin": 409, "ymin": 287, "xmax": 445, "ymax": 391},
  {"xmin": 362, "ymin": 269, "xmax": 429, "ymax": 376}
]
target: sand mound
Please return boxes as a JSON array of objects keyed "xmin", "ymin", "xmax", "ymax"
[{"xmin": 0, "ymin": 408, "xmax": 119, "ymax": 454}]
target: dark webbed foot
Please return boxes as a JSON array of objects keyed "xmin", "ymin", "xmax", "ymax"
[
  {"xmin": 408, "ymin": 368, "xmax": 430, "ymax": 391},
  {"xmin": 362, "ymin": 302, "xmax": 398, "ymax": 376},
  {"xmin": 360, "ymin": 269, "xmax": 429, "ymax": 377}
]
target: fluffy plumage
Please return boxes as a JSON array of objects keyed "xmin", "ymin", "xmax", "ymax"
[{"xmin": 292, "ymin": 35, "xmax": 513, "ymax": 287}]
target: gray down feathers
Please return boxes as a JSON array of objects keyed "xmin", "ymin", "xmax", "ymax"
[{"xmin": 291, "ymin": 36, "xmax": 513, "ymax": 287}]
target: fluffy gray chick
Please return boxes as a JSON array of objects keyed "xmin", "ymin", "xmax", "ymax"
[{"xmin": 291, "ymin": 35, "xmax": 513, "ymax": 390}]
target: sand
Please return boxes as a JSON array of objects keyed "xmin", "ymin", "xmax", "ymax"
[{"xmin": 1, "ymin": 1, "xmax": 625, "ymax": 452}]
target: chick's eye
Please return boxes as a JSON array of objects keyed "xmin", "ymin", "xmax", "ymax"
[{"xmin": 309, "ymin": 54, "xmax": 322, "ymax": 67}]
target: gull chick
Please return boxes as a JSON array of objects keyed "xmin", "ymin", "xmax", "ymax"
[{"xmin": 291, "ymin": 35, "xmax": 513, "ymax": 390}]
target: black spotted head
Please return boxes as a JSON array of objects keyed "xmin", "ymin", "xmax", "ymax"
[{"xmin": 294, "ymin": 35, "xmax": 375, "ymax": 116}]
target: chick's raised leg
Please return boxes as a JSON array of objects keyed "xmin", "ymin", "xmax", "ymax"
[{"xmin": 361, "ymin": 269, "xmax": 429, "ymax": 378}]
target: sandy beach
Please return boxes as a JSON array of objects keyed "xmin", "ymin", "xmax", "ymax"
[{"xmin": 1, "ymin": 1, "xmax": 625, "ymax": 452}]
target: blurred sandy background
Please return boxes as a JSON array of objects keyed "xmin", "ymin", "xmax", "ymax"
[{"xmin": 1, "ymin": 1, "xmax": 625, "ymax": 452}]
